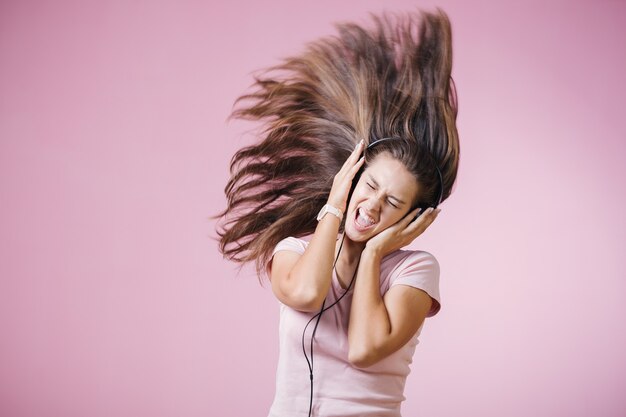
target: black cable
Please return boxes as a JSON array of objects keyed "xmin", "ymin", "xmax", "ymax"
[
  {"xmin": 305, "ymin": 298, "xmax": 324, "ymax": 416},
  {"xmin": 302, "ymin": 233, "xmax": 360, "ymax": 417}
]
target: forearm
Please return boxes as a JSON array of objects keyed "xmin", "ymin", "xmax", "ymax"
[
  {"xmin": 347, "ymin": 247, "xmax": 391, "ymax": 366},
  {"xmin": 277, "ymin": 140, "xmax": 364, "ymax": 311},
  {"xmin": 281, "ymin": 212, "xmax": 340, "ymax": 311}
]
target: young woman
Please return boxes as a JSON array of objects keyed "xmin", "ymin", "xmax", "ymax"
[{"xmin": 216, "ymin": 8, "xmax": 460, "ymax": 417}]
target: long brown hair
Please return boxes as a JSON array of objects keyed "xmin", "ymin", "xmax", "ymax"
[{"xmin": 214, "ymin": 8, "xmax": 460, "ymax": 277}]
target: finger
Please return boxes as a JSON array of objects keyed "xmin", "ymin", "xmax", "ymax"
[
  {"xmin": 349, "ymin": 139, "xmax": 365, "ymax": 161},
  {"xmin": 404, "ymin": 207, "xmax": 422, "ymax": 223},
  {"xmin": 336, "ymin": 156, "xmax": 364, "ymax": 188},
  {"xmin": 393, "ymin": 207, "xmax": 421, "ymax": 230},
  {"xmin": 414, "ymin": 207, "xmax": 432, "ymax": 220},
  {"xmin": 337, "ymin": 140, "xmax": 364, "ymax": 175},
  {"xmin": 420, "ymin": 207, "xmax": 441, "ymax": 218},
  {"xmin": 408, "ymin": 208, "xmax": 439, "ymax": 232},
  {"xmin": 347, "ymin": 156, "xmax": 365, "ymax": 177},
  {"xmin": 407, "ymin": 207, "xmax": 434, "ymax": 226}
]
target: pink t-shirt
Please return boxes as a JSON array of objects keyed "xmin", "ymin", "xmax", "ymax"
[{"xmin": 266, "ymin": 236, "xmax": 441, "ymax": 417}]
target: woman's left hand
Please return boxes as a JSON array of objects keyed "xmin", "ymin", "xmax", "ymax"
[{"xmin": 365, "ymin": 207, "xmax": 441, "ymax": 258}]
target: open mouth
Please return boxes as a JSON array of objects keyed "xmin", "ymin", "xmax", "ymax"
[{"xmin": 354, "ymin": 207, "xmax": 377, "ymax": 231}]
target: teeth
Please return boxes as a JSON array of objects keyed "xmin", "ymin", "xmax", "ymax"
[{"xmin": 357, "ymin": 208, "xmax": 376, "ymax": 227}]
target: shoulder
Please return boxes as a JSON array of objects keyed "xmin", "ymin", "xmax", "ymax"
[
  {"xmin": 272, "ymin": 236, "xmax": 308, "ymax": 256},
  {"xmin": 265, "ymin": 237, "xmax": 307, "ymax": 281},
  {"xmin": 385, "ymin": 249, "xmax": 440, "ymax": 275},
  {"xmin": 384, "ymin": 249, "xmax": 441, "ymax": 317}
]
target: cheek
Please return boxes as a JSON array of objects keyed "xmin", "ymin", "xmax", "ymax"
[
  {"xmin": 345, "ymin": 194, "xmax": 360, "ymax": 216},
  {"xmin": 348, "ymin": 184, "xmax": 367, "ymax": 206},
  {"xmin": 383, "ymin": 208, "xmax": 410, "ymax": 227}
]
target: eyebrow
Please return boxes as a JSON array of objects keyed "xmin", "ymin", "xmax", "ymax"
[{"xmin": 367, "ymin": 174, "xmax": 407, "ymax": 205}]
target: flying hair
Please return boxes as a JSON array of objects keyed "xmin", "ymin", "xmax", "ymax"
[{"xmin": 214, "ymin": 8, "xmax": 461, "ymax": 279}]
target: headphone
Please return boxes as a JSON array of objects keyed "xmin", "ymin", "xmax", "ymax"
[{"xmin": 301, "ymin": 137, "xmax": 444, "ymax": 417}]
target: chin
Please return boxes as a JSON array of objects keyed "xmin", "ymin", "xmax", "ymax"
[{"xmin": 344, "ymin": 226, "xmax": 366, "ymax": 243}]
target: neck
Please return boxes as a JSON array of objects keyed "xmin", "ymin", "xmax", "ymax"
[{"xmin": 336, "ymin": 233, "xmax": 366, "ymax": 266}]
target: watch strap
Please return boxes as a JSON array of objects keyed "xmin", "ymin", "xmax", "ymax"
[{"xmin": 316, "ymin": 204, "xmax": 343, "ymax": 221}]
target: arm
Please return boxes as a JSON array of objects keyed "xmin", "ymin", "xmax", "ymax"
[
  {"xmin": 269, "ymin": 140, "xmax": 365, "ymax": 312},
  {"xmin": 347, "ymin": 205, "xmax": 441, "ymax": 367},
  {"xmin": 270, "ymin": 213, "xmax": 341, "ymax": 312},
  {"xmin": 347, "ymin": 247, "xmax": 432, "ymax": 368}
]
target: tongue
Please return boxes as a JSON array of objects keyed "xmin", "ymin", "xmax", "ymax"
[{"xmin": 356, "ymin": 211, "xmax": 373, "ymax": 227}]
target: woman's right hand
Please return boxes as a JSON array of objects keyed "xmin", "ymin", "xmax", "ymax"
[
  {"xmin": 270, "ymin": 140, "xmax": 364, "ymax": 313},
  {"xmin": 327, "ymin": 139, "xmax": 366, "ymax": 212}
]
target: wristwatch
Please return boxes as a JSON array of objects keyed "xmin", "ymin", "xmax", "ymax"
[{"xmin": 316, "ymin": 204, "xmax": 343, "ymax": 222}]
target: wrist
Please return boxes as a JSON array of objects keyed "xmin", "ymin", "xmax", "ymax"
[
  {"xmin": 326, "ymin": 198, "xmax": 345, "ymax": 213},
  {"xmin": 317, "ymin": 203, "xmax": 343, "ymax": 222},
  {"xmin": 363, "ymin": 244, "xmax": 384, "ymax": 261}
]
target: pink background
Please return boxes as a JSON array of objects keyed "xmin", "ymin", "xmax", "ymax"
[{"xmin": 1, "ymin": 0, "xmax": 625, "ymax": 416}]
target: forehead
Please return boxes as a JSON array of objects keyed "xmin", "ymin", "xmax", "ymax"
[{"xmin": 363, "ymin": 153, "xmax": 419, "ymax": 199}]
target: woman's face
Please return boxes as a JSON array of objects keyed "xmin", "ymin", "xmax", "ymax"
[{"xmin": 344, "ymin": 152, "xmax": 420, "ymax": 243}]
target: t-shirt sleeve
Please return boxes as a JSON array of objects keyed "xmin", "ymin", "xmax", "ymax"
[
  {"xmin": 389, "ymin": 251, "xmax": 441, "ymax": 317},
  {"xmin": 265, "ymin": 236, "xmax": 307, "ymax": 277}
]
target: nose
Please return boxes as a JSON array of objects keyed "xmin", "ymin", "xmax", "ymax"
[{"xmin": 363, "ymin": 193, "xmax": 383, "ymax": 213}]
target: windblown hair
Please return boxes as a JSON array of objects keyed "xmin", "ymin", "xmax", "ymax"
[{"xmin": 215, "ymin": 8, "xmax": 460, "ymax": 277}]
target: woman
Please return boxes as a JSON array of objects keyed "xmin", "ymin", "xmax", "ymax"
[{"xmin": 216, "ymin": 8, "xmax": 460, "ymax": 416}]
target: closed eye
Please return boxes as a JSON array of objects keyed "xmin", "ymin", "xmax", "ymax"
[{"xmin": 366, "ymin": 174, "xmax": 405, "ymax": 208}]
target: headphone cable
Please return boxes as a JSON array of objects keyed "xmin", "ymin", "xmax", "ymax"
[{"xmin": 302, "ymin": 233, "xmax": 360, "ymax": 417}]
